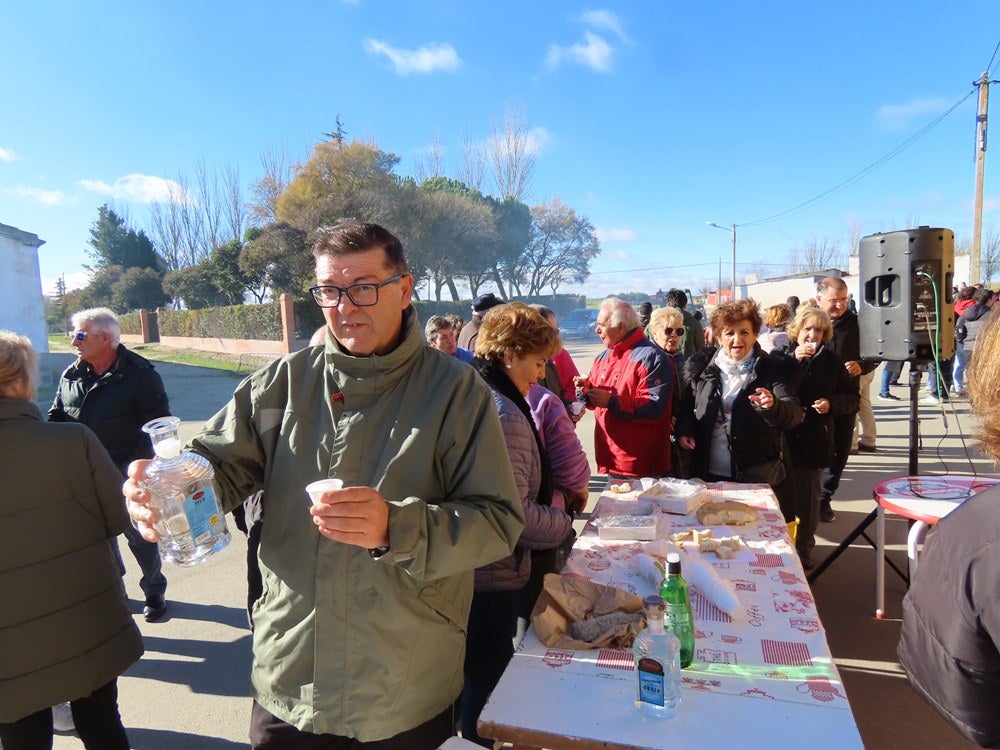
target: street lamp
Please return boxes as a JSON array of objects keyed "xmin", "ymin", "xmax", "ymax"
[{"xmin": 706, "ymin": 221, "xmax": 737, "ymax": 301}]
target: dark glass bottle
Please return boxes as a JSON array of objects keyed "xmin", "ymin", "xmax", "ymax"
[{"xmin": 660, "ymin": 552, "xmax": 695, "ymax": 668}]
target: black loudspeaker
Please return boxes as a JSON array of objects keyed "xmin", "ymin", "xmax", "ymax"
[{"xmin": 859, "ymin": 227, "xmax": 954, "ymax": 363}]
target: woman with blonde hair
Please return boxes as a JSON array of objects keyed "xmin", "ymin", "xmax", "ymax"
[
  {"xmin": 462, "ymin": 303, "xmax": 574, "ymax": 746},
  {"xmin": 758, "ymin": 303, "xmax": 792, "ymax": 353},
  {"xmin": 899, "ymin": 308, "xmax": 1000, "ymax": 746},
  {"xmin": 774, "ymin": 308, "xmax": 858, "ymax": 568},
  {"xmin": 649, "ymin": 306, "xmax": 690, "ymax": 477},
  {"xmin": 0, "ymin": 331, "xmax": 143, "ymax": 749}
]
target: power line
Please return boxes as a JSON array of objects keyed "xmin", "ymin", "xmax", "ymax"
[
  {"xmin": 987, "ymin": 38, "xmax": 1000, "ymax": 75},
  {"xmin": 738, "ymin": 88, "xmax": 977, "ymax": 228}
]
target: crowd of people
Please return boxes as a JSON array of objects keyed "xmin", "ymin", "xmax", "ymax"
[{"xmin": 2, "ymin": 220, "xmax": 998, "ymax": 749}]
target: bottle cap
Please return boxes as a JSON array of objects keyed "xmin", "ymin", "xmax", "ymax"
[
  {"xmin": 667, "ymin": 551, "xmax": 681, "ymax": 574},
  {"xmin": 642, "ymin": 594, "xmax": 666, "ymax": 617}
]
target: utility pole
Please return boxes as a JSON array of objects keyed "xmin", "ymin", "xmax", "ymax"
[{"xmin": 971, "ymin": 71, "xmax": 993, "ymax": 285}]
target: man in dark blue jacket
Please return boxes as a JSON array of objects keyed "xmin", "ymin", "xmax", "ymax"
[{"xmin": 49, "ymin": 307, "xmax": 171, "ymax": 621}]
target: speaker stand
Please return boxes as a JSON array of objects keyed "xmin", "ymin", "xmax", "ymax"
[{"xmin": 807, "ymin": 368, "xmax": 920, "ymax": 586}]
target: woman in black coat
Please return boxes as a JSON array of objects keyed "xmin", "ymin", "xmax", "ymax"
[
  {"xmin": 676, "ymin": 299, "xmax": 803, "ymax": 487},
  {"xmin": 773, "ymin": 308, "xmax": 859, "ymax": 569}
]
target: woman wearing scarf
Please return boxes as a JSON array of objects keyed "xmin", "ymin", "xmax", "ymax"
[
  {"xmin": 676, "ymin": 299, "xmax": 803, "ymax": 489},
  {"xmin": 461, "ymin": 302, "xmax": 574, "ymax": 746}
]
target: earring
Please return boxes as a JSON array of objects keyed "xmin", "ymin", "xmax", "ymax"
[{"xmin": 505, "ymin": 362, "xmax": 512, "ymax": 369}]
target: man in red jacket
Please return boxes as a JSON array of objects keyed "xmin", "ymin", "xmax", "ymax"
[{"xmin": 576, "ymin": 297, "xmax": 674, "ymax": 477}]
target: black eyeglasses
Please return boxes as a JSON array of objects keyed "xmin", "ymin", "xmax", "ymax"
[
  {"xmin": 663, "ymin": 327, "xmax": 686, "ymax": 336},
  {"xmin": 309, "ymin": 274, "xmax": 405, "ymax": 308},
  {"xmin": 69, "ymin": 331, "xmax": 89, "ymax": 342}
]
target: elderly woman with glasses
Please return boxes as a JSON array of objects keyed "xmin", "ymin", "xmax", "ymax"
[
  {"xmin": 649, "ymin": 306, "xmax": 692, "ymax": 478},
  {"xmin": 676, "ymin": 299, "xmax": 803, "ymax": 488},
  {"xmin": 0, "ymin": 330, "xmax": 143, "ymax": 749}
]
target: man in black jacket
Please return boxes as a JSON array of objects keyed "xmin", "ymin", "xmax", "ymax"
[
  {"xmin": 815, "ymin": 277, "xmax": 877, "ymax": 522},
  {"xmin": 49, "ymin": 308, "xmax": 171, "ymax": 621}
]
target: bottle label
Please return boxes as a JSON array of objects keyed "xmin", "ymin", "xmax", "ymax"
[
  {"xmin": 182, "ymin": 486, "xmax": 225, "ymax": 544},
  {"xmin": 666, "ymin": 603, "xmax": 693, "ymax": 634},
  {"xmin": 637, "ymin": 657, "xmax": 665, "ymax": 706}
]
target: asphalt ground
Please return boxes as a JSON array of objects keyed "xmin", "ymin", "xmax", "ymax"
[{"xmin": 37, "ymin": 344, "xmax": 993, "ymax": 750}]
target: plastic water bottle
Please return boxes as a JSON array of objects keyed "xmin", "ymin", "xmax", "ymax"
[
  {"xmin": 633, "ymin": 595, "xmax": 682, "ymax": 718},
  {"xmin": 140, "ymin": 416, "xmax": 230, "ymax": 566},
  {"xmin": 660, "ymin": 552, "xmax": 696, "ymax": 668}
]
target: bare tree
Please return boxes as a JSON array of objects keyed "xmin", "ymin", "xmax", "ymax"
[
  {"xmin": 222, "ymin": 162, "xmax": 247, "ymax": 243},
  {"xmin": 148, "ymin": 182, "xmax": 189, "ymax": 271},
  {"xmin": 414, "ymin": 131, "xmax": 445, "ymax": 183},
  {"xmin": 846, "ymin": 218, "xmax": 864, "ymax": 257},
  {"xmin": 983, "ymin": 223, "xmax": 1000, "ymax": 284},
  {"xmin": 174, "ymin": 172, "xmax": 206, "ymax": 266},
  {"xmin": 459, "ymin": 129, "xmax": 486, "ymax": 191},
  {"xmin": 794, "ymin": 234, "xmax": 844, "ymax": 273},
  {"xmin": 489, "ymin": 106, "xmax": 535, "ymax": 200},
  {"xmin": 252, "ymin": 142, "xmax": 293, "ymax": 224},
  {"xmin": 195, "ymin": 158, "xmax": 223, "ymax": 253}
]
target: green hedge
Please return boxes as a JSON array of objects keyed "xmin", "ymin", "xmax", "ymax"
[
  {"xmin": 158, "ymin": 302, "xmax": 283, "ymax": 340},
  {"xmin": 119, "ymin": 311, "xmax": 142, "ymax": 336},
  {"xmin": 121, "ymin": 292, "xmax": 587, "ymax": 344}
]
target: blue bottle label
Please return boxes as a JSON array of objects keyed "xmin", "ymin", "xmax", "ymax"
[
  {"xmin": 183, "ymin": 486, "xmax": 224, "ymax": 544},
  {"xmin": 637, "ymin": 657, "xmax": 666, "ymax": 706}
]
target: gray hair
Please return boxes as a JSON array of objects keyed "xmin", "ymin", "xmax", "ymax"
[
  {"xmin": 816, "ymin": 277, "xmax": 847, "ymax": 297},
  {"xmin": 424, "ymin": 315, "xmax": 454, "ymax": 344},
  {"xmin": 600, "ymin": 297, "xmax": 640, "ymax": 330},
  {"xmin": 0, "ymin": 329, "xmax": 39, "ymax": 399},
  {"xmin": 71, "ymin": 308, "xmax": 122, "ymax": 347}
]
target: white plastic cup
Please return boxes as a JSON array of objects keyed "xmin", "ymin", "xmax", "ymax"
[
  {"xmin": 306, "ymin": 478, "xmax": 344, "ymax": 506},
  {"xmin": 570, "ymin": 401, "xmax": 585, "ymax": 416}
]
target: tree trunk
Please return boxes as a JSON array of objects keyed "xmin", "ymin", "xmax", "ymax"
[{"xmin": 446, "ymin": 277, "xmax": 460, "ymax": 301}]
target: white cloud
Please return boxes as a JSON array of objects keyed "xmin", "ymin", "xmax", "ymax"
[
  {"xmin": 77, "ymin": 173, "xmax": 191, "ymax": 204},
  {"xmin": 363, "ymin": 39, "xmax": 461, "ymax": 75},
  {"xmin": 596, "ymin": 227, "xmax": 636, "ymax": 243},
  {"xmin": 876, "ymin": 97, "xmax": 952, "ymax": 131},
  {"xmin": 525, "ymin": 126, "xmax": 551, "ymax": 155},
  {"xmin": 0, "ymin": 147, "xmax": 17, "ymax": 162},
  {"xmin": 43, "ymin": 270, "xmax": 91, "ymax": 295},
  {"xmin": 5, "ymin": 185, "xmax": 71, "ymax": 206},
  {"xmin": 547, "ymin": 31, "xmax": 614, "ymax": 72},
  {"xmin": 581, "ymin": 9, "xmax": 628, "ymax": 42}
]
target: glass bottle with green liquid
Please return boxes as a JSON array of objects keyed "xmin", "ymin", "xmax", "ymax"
[{"xmin": 660, "ymin": 552, "xmax": 695, "ymax": 668}]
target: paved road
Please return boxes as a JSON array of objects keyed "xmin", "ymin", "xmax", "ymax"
[{"xmin": 45, "ymin": 346, "xmax": 990, "ymax": 749}]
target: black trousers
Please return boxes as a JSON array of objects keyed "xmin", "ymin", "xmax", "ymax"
[
  {"xmin": 821, "ymin": 411, "xmax": 857, "ymax": 500},
  {"xmin": 0, "ymin": 679, "xmax": 129, "ymax": 750},
  {"xmin": 249, "ymin": 702, "xmax": 452, "ymax": 750},
  {"xmin": 461, "ymin": 589, "xmax": 518, "ymax": 747}
]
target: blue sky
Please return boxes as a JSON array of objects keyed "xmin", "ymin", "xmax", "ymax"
[{"xmin": 3, "ymin": 1, "xmax": 999, "ymax": 300}]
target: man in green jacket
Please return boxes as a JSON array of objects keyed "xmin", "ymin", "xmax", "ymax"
[{"xmin": 125, "ymin": 220, "xmax": 525, "ymax": 749}]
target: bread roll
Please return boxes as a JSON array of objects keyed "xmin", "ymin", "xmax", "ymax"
[{"xmin": 696, "ymin": 500, "xmax": 758, "ymax": 526}]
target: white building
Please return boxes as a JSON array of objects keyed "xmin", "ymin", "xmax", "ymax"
[{"xmin": 0, "ymin": 222, "xmax": 48, "ymax": 352}]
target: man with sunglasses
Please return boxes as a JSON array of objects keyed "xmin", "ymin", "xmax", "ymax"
[
  {"xmin": 49, "ymin": 308, "xmax": 171, "ymax": 622},
  {"xmin": 123, "ymin": 220, "xmax": 523, "ymax": 749}
]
